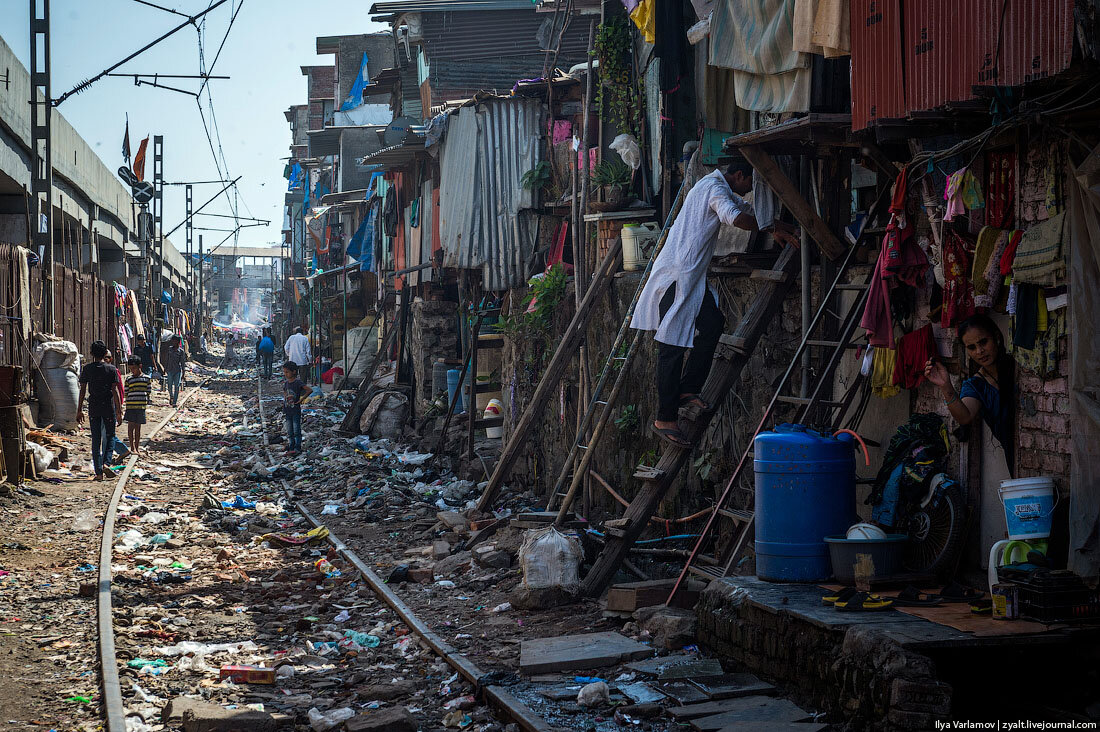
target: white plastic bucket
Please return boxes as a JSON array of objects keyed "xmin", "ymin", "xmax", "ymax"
[
  {"xmin": 484, "ymin": 398, "xmax": 504, "ymax": 439},
  {"xmin": 621, "ymin": 222, "xmax": 660, "ymax": 271},
  {"xmin": 999, "ymin": 476, "xmax": 1056, "ymax": 540}
]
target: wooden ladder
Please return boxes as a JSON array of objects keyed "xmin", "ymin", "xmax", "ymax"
[{"xmin": 665, "ymin": 193, "xmax": 894, "ymax": 601}]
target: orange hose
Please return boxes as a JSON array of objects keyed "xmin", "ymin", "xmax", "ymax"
[
  {"xmin": 588, "ymin": 470, "xmax": 714, "ymax": 524},
  {"xmin": 835, "ymin": 428, "xmax": 871, "ymax": 466}
]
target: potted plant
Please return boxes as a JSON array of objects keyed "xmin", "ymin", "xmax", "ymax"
[{"xmin": 591, "ymin": 157, "xmax": 632, "ymax": 207}]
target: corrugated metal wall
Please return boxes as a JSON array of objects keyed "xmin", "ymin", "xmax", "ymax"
[
  {"xmin": 851, "ymin": 0, "xmax": 906, "ymax": 130},
  {"xmin": 0, "ymin": 246, "xmax": 113, "ymax": 374},
  {"xmin": 438, "ymin": 98, "xmax": 542, "ymax": 290},
  {"xmin": 852, "ymin": 0, "xmax": 1075, "ymax": 130}
]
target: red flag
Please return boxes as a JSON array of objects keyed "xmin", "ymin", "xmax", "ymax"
[{"xmin": 132, "ymin": 136, "xmax": 149, "ymax": 181}]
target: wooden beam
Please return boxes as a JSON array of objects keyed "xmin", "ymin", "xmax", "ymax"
[
  {"xmin": 738, "ymin": 145, "xmax": 846, "ymax": 261},
  {"xmin": 475, "ymin": 238, "xmax": 624, "ymax": 512}
]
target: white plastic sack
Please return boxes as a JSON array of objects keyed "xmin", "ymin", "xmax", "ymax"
[
  {"xmin": 26, "ymin": 440, "xmax": 54, "ymax": 473},
  {"xmin": 35, "ymin": 340, "xmax": 79, "ymax": 370},
  {"xmin": 35, "ymin": 366, "xmax": 80, "ymax": 430},
  {"xmin": 610, "ymin": 134, "xmax": 642, "ymax": 171},
  {"xmin": 518, "ymin": 526, "xmax": 583, "ymax": 590}
]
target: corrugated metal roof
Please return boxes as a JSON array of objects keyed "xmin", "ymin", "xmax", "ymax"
[
  {"xmin": 438, "ymin": 97, "xmax": 541, "ymax": 290},
  {"xmin": 357, "ymin": 138, "xmax": 427, "ymax": 165},
  {"xmin": 308, "ymin": 128, "xmax": 342, "ymax": 157},
  {"xmin": 422, "ymin": 9, "xmax": 590, "ymax": 63},
  {"xmin": 371, "ymin": 0, "xmax": 531, "ymax": 13},
  {"xmin": 853, "ymin": 0, "xmax": 1076, "ymax": 127}
]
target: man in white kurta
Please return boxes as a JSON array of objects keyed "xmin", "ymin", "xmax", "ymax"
[{"xmin": 631, "ymin": 160, "xmax": 769, "ymax": 446}]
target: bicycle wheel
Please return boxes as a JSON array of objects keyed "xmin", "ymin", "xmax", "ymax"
[{"xmin": 902, "ymin": 484, "xmax": 967, "ymax": 577}]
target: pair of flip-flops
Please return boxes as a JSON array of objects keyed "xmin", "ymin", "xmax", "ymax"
[{"xmin": 822, "ymin": 587, "xmax": 894, "ymax": 611}]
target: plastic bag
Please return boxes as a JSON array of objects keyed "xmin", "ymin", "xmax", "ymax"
[
  {"xmin": 518, "ymin": 526, "xmax": 583, "ymax": 590},
  {"xmin": 308, "ymin": 706, "xmax": 355, "ymax": 731},
  {"xmin": 27, "ymin": 441, "xmax": 54, "ymax": 473},
  {"xmin": 72, "ymin": 508, "xmax": 99, "ymax": 531},
  {"xmin": 610, "ymin": 134, "xmax": 642, "ymax": 171}
]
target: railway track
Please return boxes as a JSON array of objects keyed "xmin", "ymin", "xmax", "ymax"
[
  {"xmin": 94, "ymin": 372, "xmax": 552, "ymax": 731},
  {"xmin": 98, "ymin": 379, "xmax": 210, "ymax": 731},
  {"xmin": 253, "ymin": 376, "xmax": 554, "ymax": 732}
]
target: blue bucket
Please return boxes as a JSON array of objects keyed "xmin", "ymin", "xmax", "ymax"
[{"xmin": 999, "ymin": 477, "xmax": 1056, "ymax": 540}]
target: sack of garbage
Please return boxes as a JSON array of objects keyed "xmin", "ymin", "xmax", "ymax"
[
  {"xmin": 517, "ymin": 528, "xmax": 585, "ymax": 603},
  {"xmin": 34, "ymin": 340, "xmax": 81, "ymax": 429},
  {"xmin": 359, "ymin": 390, "xmax": 409, "ymax": 439}
]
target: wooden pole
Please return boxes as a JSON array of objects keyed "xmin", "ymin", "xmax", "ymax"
[{"xmin": 476, "ymin": 238, "xmax": 623, "ymax": 512}]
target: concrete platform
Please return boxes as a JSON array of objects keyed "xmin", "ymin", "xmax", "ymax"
[{"xmin": 697, "ymin": 577, "xmax": 1100, "ymax": 730}]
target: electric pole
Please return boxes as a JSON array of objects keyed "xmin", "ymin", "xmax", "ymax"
[
  {"xmin": 152, "ymin": 135, "xmax": 164, "ymax": 318},
  {"xmin": 29, "ymin": 0, "xmax": 54, "ymax": 334}
]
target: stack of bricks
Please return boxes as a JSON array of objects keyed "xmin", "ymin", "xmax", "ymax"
[{"xmin": 596, "ymin": 219, "xmax": 626, "ymax": 261}]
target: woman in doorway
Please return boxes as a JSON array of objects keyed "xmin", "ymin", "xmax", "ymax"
[{"xmin": 924, "ymin": 314, "xmax": 1015, "ymax": 474}]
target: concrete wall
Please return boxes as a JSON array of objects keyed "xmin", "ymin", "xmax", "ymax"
[
  {"xmin": 0, "ymin": 36, "xmax": 188, "ymax": 283},
  {"xmin": 333, "ymin": 34, "xmax": 396, "ymax": 107}
]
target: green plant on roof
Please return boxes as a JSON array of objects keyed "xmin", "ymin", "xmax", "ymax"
[{"xmin": 591, "ymin": 156, "xmax": 632, "ymax": 189}]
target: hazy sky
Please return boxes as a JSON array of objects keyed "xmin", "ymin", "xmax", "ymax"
[{"xmin": 1, "ymin": 0, "xmax": 385, "ymax": 252}]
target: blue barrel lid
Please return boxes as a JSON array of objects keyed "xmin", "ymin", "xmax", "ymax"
[{"xmin": 754, "ymin": 423, "xmax": 853, "ymax": 461}]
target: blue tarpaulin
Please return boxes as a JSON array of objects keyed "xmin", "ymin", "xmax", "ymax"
[
  {"xmin": 346, "ymin": 209, "xmax": 375, "ymax": 272},
  {"xmin": 340, "ymin": 53, "xmax": 370, "ymax": 112}
]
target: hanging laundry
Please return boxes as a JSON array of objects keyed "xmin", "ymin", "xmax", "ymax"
[
  {"xmin": 940, "ymin": 231, "xmax": 975, "ymax": 328},
  {"xmin": 621, "ymin": 0, "xmax": 655, "ymax": 43},
  {"xmin": 1011, "ymin": 309, "xmax": 1065, "ymax": 377},
  {"xmin": 943, "ymin": 169, "xmax": 985, "ymax": 222},
  {"xmin": 861, "ymin": 213, "xmax": 928, "ymax": 348},
  {"xmin": 1011, "ymin": 212, "xmax": 1066, "ymax": 286},
  {"xmin": 998, "ymin": 229, "xmax": 1024, "ymax": 276},
  {"xmin": 793, "ymin": 0, "xmax": 849, "ymax": 57},
  {"xmin": 871, "ymin": 346, "xmax": 900, "ymax": 398},
  {"xmin": 709, "ymin": 0, "xmax": 812, "ymax": 113},
  {"xmin": 889, "ymin": 165, "xmax": 909, "ymax": 216},
  {"xmin": 985, "ymin": 151, "xmax": 1016, "ymax": 228},
  {"xmin": 972, "ymin": 227, "xmax": 1011, "ymax": 308},
  {"xmin": 892, "ymin": 324, "xmax": 936, "ymax": 390}
]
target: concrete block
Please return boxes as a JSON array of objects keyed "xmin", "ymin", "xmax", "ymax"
[
  {"xmin": 180, "ymin": 704, "xmax": 286, "ymax": 732},
  {"xmin": 634, "ymin": 605, "xmax": 697, "ymax": 650}
]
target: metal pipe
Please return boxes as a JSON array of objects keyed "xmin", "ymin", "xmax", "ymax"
[{"xmin": 800, "ymin": 157, "xmax": 811, "ymax": 398}]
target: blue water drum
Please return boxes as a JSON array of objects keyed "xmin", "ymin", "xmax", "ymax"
[
  {"xmin": 446, "ymin": 369, "xmax": 463, "ymax": 413},
  {"xmin": 754, "ymin": 424, "xmax": 857, "ymax": 582}
]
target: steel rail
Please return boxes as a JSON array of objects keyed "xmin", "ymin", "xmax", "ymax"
[
  {"xmin": 255, "ymin": 376, "xmax": 553, "ymax": 732},
  {"xmin": 98, "ymin": 379, "xmax": 209, "ymax": 730}
]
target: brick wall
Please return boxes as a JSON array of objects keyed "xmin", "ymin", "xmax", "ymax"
[{"xmin": 1012, "ymin": 137, "xmax": 1072, "ymax": 485}]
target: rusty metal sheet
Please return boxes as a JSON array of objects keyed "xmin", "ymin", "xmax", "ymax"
[{"xmin": 850, "ymin": 0, "xmax": 906, "ymax": 131}]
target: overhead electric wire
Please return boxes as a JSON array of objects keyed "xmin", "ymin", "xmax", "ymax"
[
  {"xmin": 53, "ymin": 0, "xmax": 230, "ymax": 106},
  {"xmin": 130, "ymin": 0, "xmax": 190, "ymax": 17}
]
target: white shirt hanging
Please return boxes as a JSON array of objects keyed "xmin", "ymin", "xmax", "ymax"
[{"xmin": 631, "ymin": 170, "xmax": 751, "ymax": 347}]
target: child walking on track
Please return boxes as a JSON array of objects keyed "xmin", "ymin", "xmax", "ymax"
[
  {"xmin": 124, "ymin": 355, "xmax": 152, "ymax": 457},
  {"xmin": 282, "ymin": 361, "xmax": 306, "ymax": 455}
]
